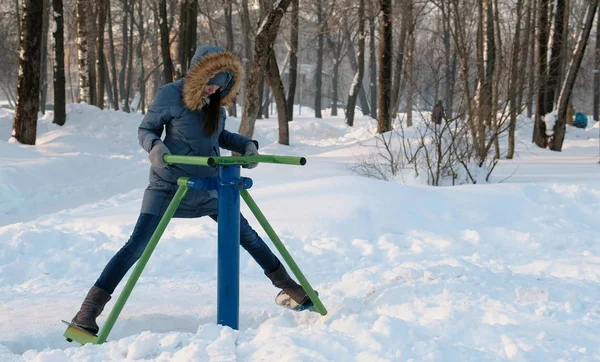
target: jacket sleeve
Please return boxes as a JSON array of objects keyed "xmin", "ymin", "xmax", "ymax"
[
  {"xmin": 138, "ymin": 86, "xmax": 172, "ymax": 153},
  {"xmin": 218, "ymin": 109, "xmax": 257, "ymax": 153}
]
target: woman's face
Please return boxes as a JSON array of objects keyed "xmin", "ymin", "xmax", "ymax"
[{"xmin": 203, "ymin": 85, "xmax": 220, "ymax": 97}]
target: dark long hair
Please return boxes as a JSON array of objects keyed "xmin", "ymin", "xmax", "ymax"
[{"xmin": 204, "ymin": 91, "xmax": 222, "ymax": 136}]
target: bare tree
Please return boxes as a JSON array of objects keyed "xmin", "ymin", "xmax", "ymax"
[
  {"xmin": 86, "ymin": 0, "xmax": 99, "ymax": 105},
  {"xmin": 594, "ymin": 5, "xmax": 600, "ymax": 122},
  {"xmin": 239, "ymin": 0, "xmax": 253, "ymax": 110},
  {"xmin": 106, "ymin": 0, "xmax": 119, "ymax": 110},
  {"xmin": 508, "ymin": 0, "xmax": 524, "ymax": 159},
  {"xmin": 377, "ymin": 0, "xmax": 393, "ymax": 133},
  {"xmin": 472, "ymin": 0, "xmax": 495, "ymax": 161},
  {"xmin": 266, "ymin": 52, "xmax": 290, "ymax": 144},
  {"xmin": 96, "ymin": 0, "xmax": 106, "ymax": 109},
  {"xmin": 124, "ymin": 1, "xmax": 134, "ymax": 112},
  {"xmin": 13, "ymin": 0, "xmax": 44, "ymax": 145},
  {"xmin": 404, "ymin": 0, "xmax": 415, "ymax": 127},
  {"xmin": 517, "ymin": 0, "xmax": 533, "ymax": 112},
  {"xmin": 76, "ymin": 0, "xmax": 90, "ymax": 103},
  {"xmin": 238, "ymin": 0, "xmax": 292, "ymax": 138},
  {"xmin": 314, "ymin": 0, "xmax": 324, "ymax": 118},
  {"xmin": 545, "ymin": 0, "xmax": 566, "ymax": 115},
  {"xmin": 345, "ymin": 0, "xmax": 365, "ymax": 127},
  {"xmin": 368, "ymin": 5, "xmax": 377, "ymax": 118},
  {"xmin": 157, "ymin": 0, "xmax": 174, "ymax": 84},
  {"xmin": 552, "ymin": 0, "xmax": 599, "ymax": 151},
  {"xmin": 39, "ymin": 0, "xmax": 50, "ymax": 114},
  {"xmin": 441, "ymin": 0, "xmax": 457, "ymax": 119},
  {"xmin": 225, "ymin": 0, "xmax": 236, "ymax": 116},
  {"xmin": 286, "ymin": 0, "xmax": 299, "ymax": 121},
  {"xmin": 177, "ymin": 0, "xmax": 197, "ymax": 77},
  {"xmin": 391, "ymin": 0, "xmax": 408, "ymax": 117},
  {"xmin": 119, "ymin": 0, "xmax": 130, "ymax": 109},
  {"xmin": 344, "ymin": 22, "xmax": 371, "ymax": 117},
  {"xmin": 133, "ymin": 0, "xmax": 145, "ymax": 113},
  {"xmin": 533, "ymin": 0, "xmax": 550, "ymax": 147},
  {"xmin": 53, "ymin": 0, "xmax": 66, "ymax": 125},
  {"xmin": 327, "ymin": 30, "xmax": 347, "ymax": 117},
  {"xmin": 526, "ymin": 0, "xmax": 537, "ymax": 118}
]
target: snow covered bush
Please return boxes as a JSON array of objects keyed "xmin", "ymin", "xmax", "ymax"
[{"xmin": 352, "ymin": 113, "xmax": 499, "ymax": 185}]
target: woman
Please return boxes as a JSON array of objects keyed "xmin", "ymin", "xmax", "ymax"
[{"xmin": 71, "ymin": 46, "xmax": 309, "ymax": 335}]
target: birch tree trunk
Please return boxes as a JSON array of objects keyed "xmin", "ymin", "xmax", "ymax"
[
  {"xmin": 314, "ymin": 0, "xmax": 324, "ymax": 118},
  {"xmin": 508, "ymin": 0, "xmax": 524, "ymax": 159},
  {"xmin": 442, "ymin": 0, "xmax": 456, "ymax": 118},
  {"xmin": 391, "ymin": 0, "xmax": 408, "ymax": 116},
  {"xmin": 52, "ymin": 0, "xmax": 66, "ymax": 125},
  {"xmin": 526, "ymin": 0, "xmax": 536, "ymax": 118},
  {"xmin": 404, "ymin": 1, "xmax": 414, "ymax": 127},
  {"xmin": 533, "ymin": 0, "xmax": 550, "ymax": 147},
  {"xmin": 238, "ymin": 0, "xmax": 292, "ymax": 138},
  {"xmin": 13, "ymin": 0, "xmax": 44, "ymax": 145},
  {"xmin": 135, "ymin": 0, "xmax": 145, "ymax": 113},
  {"xmin": 124, "ymin": 2, "xmax": 134, "ymax": 112},
  {"xmin": 345, "ymin": 0, "xmax": 365, "ymax": 127},
  {"xmin": 240, "ymin": 0, "xmax": 252, "ymax": 110},
  {"xmin": 377, "ymin": 0, "xmax": 393, "ymax": 133},
  {"xmin": 96, "ymin": 0, "xmax": 106, "ymax": 109},
  {"xmin": 344, "ymin": 26, "xmax": 370, "ymax": 117},
  {"xmin": 369, "ymin": 10, "xmax": 377, "ymax": 119},
  {"xmin": 552, "ymin": 0, "xmax": 599, "ymax": 151},
  {"xmin": 556, "ymin": 0, "xmax": 570, "ymax": 105},
  {"xmin": 517, "ymin": 0, "xmax": 532, "ymax": 109},
  {"xmin": 39, "ymin": 0, "xmax": 50, "ymax": 114},
  {"xmin": 594, "ymin": 5, "xmax": 600, "ymax": 122},
  {"xmin": 225, "ymin": 1, "xmax": 236, "ymax": 116},
  {"xmin": 286, "ymin": 0, "xmax": 299, "ymax": 121},
  {"xmin": 76, "ymin": 0, "xmax": 90, "ymax": 103},
  {"xmin": 177, "ymin": 0, "xmax": 197, "ymax": 77},
  {"xmin": 86, "ymin": 0, "xmax": 98, "ymax": 106},
  {"xmin": 107, "ymin": 0, "xmax": 119, "ymax": 110},
  {"xmin": 158, "ymin": 0, "xmax": 174, "ymax": 84},
  {"xmin": 329, "ymin": 36, "xmax": 343, "ymax": 116},
  {"xmin": 545, "ymin": 0, "xmax": 565, "ymax": 111},
  {"xmin": 119, "ymin": 0, "xmax": 129, "ymax": 107},
  {"xmin": 266, "ymin": 52, "xmax": 289, "ymax": 145}
]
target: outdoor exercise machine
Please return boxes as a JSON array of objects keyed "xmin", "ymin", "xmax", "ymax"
[{"xmin": 63, "ymin": 154, "xmax": 327, "ymax": 345}]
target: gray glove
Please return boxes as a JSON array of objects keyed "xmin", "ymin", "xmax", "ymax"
[
  {"xmin": 149, "ymin": 140, "xmax": 170, "ymax": 168},
  {"xmin": 244, "ymin": 141, "xmax": 259, "ymax": 169}
]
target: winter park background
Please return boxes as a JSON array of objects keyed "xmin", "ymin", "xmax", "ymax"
[
  {"xmin": 4, "ymin": 0, "xmax": 600, "ymax": 360},
  {"xmin": 0, "ymin": 104, "xmax": 599, "ymax": 361}
]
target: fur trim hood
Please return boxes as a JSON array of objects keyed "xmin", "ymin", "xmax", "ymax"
[{"xmin": 183, "ymin": 46, "xmax": 243, "ymax": 110}]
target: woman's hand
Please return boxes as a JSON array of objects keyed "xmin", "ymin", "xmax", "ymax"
[
  {"xmin": 149, "ymin": 140, "xmax": 171, "ymax": 168},
  {"xmin": 244, "ymin": 142, "xmax": 259, "ymax": 169}
]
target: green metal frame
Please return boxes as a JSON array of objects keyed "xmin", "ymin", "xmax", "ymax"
[
  {"xmin": 241, "ymin": 190, "xmax": 327, "ymax": 316},
  {"xmin": 64, "ymin": 154, "xmax": 326, "ymax": 345},
  {"xmin": 164, "ymin": 155, "xmax": 306, "ymax": 167}
]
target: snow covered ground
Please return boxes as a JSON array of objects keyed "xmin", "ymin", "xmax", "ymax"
[{"xmin": 0, "ymin": 104, "xmax": 599, "ymax": 361}]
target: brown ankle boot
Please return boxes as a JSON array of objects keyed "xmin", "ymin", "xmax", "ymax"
[
  {"xmin": 266, "ymin": 263, "xmax": 309, "ymax": 305},
  {"xmin": 71, "ymin": 286, "xmax": 111, "ymax": 335}
]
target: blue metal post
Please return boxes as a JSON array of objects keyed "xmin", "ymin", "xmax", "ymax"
[{"xmin": 217, "ymin": 165, "xmax": 241, "ymax": 329}]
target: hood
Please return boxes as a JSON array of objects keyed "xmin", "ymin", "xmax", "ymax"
[{"xmin": 183, "ymin": 46, "xmax": 243, "ymax": 110}]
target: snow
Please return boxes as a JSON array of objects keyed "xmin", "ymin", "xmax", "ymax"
[
  {"xmin": 544, "ymin": 111, "xmax": 557, "ymax": 136},
  {"xmin": 1, "ymin": 104, "xmax": 600, "ymax": 361}
]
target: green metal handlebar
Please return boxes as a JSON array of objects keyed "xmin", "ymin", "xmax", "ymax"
[{"xmin": 163, "ymin": 154, "xmax": 307, "ymax": 167}]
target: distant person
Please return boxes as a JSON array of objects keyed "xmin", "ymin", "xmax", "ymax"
[
  {"xmin": 573, "ymin": 111, "xmax": 588, "ymax": 129},
  {"xmin": 70, "ymin": 46, "xmax": 311, "ymax": 335},
  {"xmin": 566, "ymin": 102, "xmax": 574, "ymax": 126},
  {"xmin": 431, "ymin": 101, "xmax": 445, "ymax": 125}
]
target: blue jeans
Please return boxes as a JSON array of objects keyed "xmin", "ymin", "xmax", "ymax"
[{"xmin": 95, "ymin": 213, "xmax": 281, "ymax": 294}]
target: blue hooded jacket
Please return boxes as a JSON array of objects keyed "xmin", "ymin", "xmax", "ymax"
[{"xmin": 137, "ymin": 46, "xmax": 250, "ymax": 217}]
